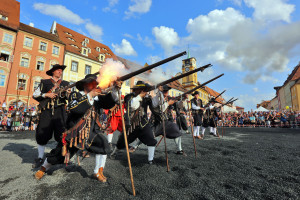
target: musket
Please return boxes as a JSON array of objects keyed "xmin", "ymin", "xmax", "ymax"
[
  {"xmin": 146, "ymin": 64, "xmax": 212, "ymax": 92},
  {"xmin": 37, "ymin": 51, "xmax": 187, "ymax": 111},
  {"xmin": 214, "ymin": 90, "xmax": 226, "ymax": 101},
  {"xmin": 173, "ymin": 73, "xmax": 224, "ymax": 101}
]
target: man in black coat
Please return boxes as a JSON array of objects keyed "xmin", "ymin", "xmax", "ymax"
[
  {"xmin": 35, "ymin": 74, "xmax": 121, "ymax": 182},
  {"xmin": 191, "ymin": 91, "xmax": 204, "ymax": 139},
  {"xmin": 150, "ymin": 85, "xmax": 185, "ymax": 155},
  {"xmin": 110, "ymin": 81, "xmax": 157, "ymax": 164},
  {"xmin": 32, "ymin": 64, "xmax": 69, "ymax": 168}
]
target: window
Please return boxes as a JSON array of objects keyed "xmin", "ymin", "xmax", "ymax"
[
  {"xmin": 33, "ymin": 81, "xmax": 40, "ymax": 90},
  {"xmin": 24, "ymin": 37, "xmax": 33, "ymax": 47},
  {"xmin": 71, "ymin": 44, "xmax": 79, "ymax": 48},
  {"xmin": 65, "ymin": 32, "xmax": 73, "ymax": 36},
  {"xmin": 85, "ymin": 65, "xmax": 91, "ymax": 74},
  {"xmin": 71, "ymin": 61, "xmax": 78, "ymax": 72},
  {"xmin": 85, "ymin": 38, "xmax": 89, "ymax": 43},
  {"xmin": 82, "ymin": 41, "xmax": 87, "ymax": 47},
  {"xmin": 36, "ymin": 61, "xmax": 44, "ymax": 71},
  {"xmin": 4, "ymin": 33, "xmax": 13, "ymax": 44},
  {"xmin": 52, "ymin": 46, "xmax": 59, "ymax": 55},
  {"xmin": 82, "ymin": 48, "xmax": 87, "ymax": 55},
  {"xmin": 20, "ymin": 57, "xmax": 29, "ymax": 67},
  {"xmin": 0, "ymin": 50, "xmax": 10, "ymax": 62},
  {"xmin": 88, "ymin": 48, "xmax": 91, "ymax": 53},
  {"xmin": 96, "ymin": 47, "xmax": 100, "ymax": 52},
  {"xmin": 1, "ymin": 15, "xmax": 8, "ymax": 21},
  {"xmin": 67, "ymin": 37, "xmax": 75, "ymax": 42},
  {"xmin": 17, "ymin": 79, "xmax": 26, "ymax": 90},
  {"xmin": 0, "ymin": 70, "xmax": 6, "ymax": 87},
  {"xmin": 39, "ymin": 41, "xmax": 47, "ymax": 51}
]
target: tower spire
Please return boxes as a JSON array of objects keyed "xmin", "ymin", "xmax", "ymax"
[{"xmin": 187, "ymin": 45, "xmax": 191, "ymax": 59}]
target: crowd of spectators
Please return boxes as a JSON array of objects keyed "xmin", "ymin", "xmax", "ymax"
[
  {"xmin": 217, "ymin": 111, "xmax": 300, "ymax": 128},
  {"xmin": 0, "ymin": 101, "xmax": 39, "ymax": 132}
]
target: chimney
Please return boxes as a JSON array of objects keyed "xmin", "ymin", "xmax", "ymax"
[
  {"xmin": 29, "ymin": 22, "xmax": 34, "ymax": 27},
  {"xmin": 50, "ymin": 21, "xmax": 57, "ymax": 34}
]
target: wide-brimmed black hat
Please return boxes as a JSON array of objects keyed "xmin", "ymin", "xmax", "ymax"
[
  {"xmin": 131, "ymin": 81, "xmax": 151, "ymax": 90},
  {"xmin": 46, "ymin": 64, "xmax": 66, "ymax": 76},
  {"xmin": 76, "ymin": 74, "xmax": 98, "ymax": 91},
  {"xmin": 209, "ymin": 97, "xmax": 217, "ymax": 103},
  {"xmin": 192, "ymin": 91, "xmax": 199, "ymax": 96},
  {"xmin": 162, "ymin": 85, "xmax": 171, "ymax": 91}
]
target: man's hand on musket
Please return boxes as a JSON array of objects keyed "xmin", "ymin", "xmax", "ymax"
[{"xmin": 45, "ymin": 93, "xmax": 57, "ymax": 99}]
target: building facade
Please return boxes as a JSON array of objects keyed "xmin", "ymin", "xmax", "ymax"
[
  {"xmin": 0, "ymin": 0, "xmax": 20, "ymax": 103},
  {"xmin": 181, "ymin": 56, "xmax": 209, "ymax": 104},
  {"xmin": 6, "ymin": 23, "xmax": 65, "ymax": 106},
  {"xmin": 290, "ymin": 78, "xmax": 300, "ymax": 111},
  {"xmin": 52, "ymin": 22, "xmax": 117, "ymax": 85}
]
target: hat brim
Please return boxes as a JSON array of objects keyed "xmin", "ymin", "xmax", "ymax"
[
  {"xmin": 75, "ymin": 77, "xmax": 98, "ymax": 91},
  {"xmin": 46, "ymin": 65, "xmax": 66, "ymax": 76}
]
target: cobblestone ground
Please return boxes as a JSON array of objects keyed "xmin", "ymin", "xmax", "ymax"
[{"xmin": 0, "ymin": 127, "xmax": 299, "ymax": 200}]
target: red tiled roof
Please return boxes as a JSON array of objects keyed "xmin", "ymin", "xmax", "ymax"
[
  {"xmin": 283, "ymin": 63, "xmax": 300, "ymax": 86},
  {"xmin": 55, "ymin": 23, "xmax": 117, "ymax": 62},
  {"xmin": 0, "ymin": 0, "xmax": 20, "ymax": 31},
  {"xmin": 168, "ymin": 79, "xmax": 187, "ymax": 93},
  {"xmin": 203, "ymin": 86, "xmax": 224, "ymax": 102},
  {"xmin": 236, "ymin": 106, "xmax": 244, "ymax": 109},
  {"xmin": 19, "ymin": 23, "xmax": 64, "ymax": 44}
]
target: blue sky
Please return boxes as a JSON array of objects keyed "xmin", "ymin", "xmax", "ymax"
[{"xmin": 18, "ymin": 0, "xmax": 300, "ymax": 111}]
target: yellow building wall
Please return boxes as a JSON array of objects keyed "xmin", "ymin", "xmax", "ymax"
[
  {"xmin": 291, "ymin": 83, "xmax": 300, "ymax": 111},
  {"xmin": 63, "ymin": 52, "xmax": 102, "ymax": 83}
]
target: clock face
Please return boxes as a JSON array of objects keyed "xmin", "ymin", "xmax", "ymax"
[{"xmin": 185, "ymin": 67, "xmax": 190, "ymax": 72}]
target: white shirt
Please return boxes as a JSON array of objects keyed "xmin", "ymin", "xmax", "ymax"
[
  {"xmin": 151, "ymin": 91, "xmax": 168, "ymax": 112},
  {"xmin": 191, "ymin": 99, "xmax": 201, "ymax": 110}
]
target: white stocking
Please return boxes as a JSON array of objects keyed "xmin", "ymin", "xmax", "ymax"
[{"xmin": 38, "ymin": 145, "xmax": 45, "ymax": 159}]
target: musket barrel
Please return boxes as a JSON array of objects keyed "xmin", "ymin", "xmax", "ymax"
[
  {"xmin": 175, "ymin": 73, "xmax": 224, "ymax": 100},
  {"xmin": 155, "ymin": 64, "xmax": 211, "ymax": 87},
  {"xmin": 118, "ymin": 51, "xmax": 187, "ymax": 81}
]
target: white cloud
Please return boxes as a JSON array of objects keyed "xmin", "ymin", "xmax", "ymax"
[
  {"xmin": 112, "ymin": 39, "xmax": 137, "ymax": 56},
  {"xmin": 123, "ymin": 33, "xmax": 134, "ymax": 39},
  {"xmin": 244, "ymin": 0, "xmax": 295, "ymax": 22},
  {"xmin": 236, "ymin": 92, "xmax": 274, "ymax": 111},
  {"xmin": 152, "ymin": 26, "xmax": 180, "ymax": 53},
  {"xmin": 146, "ymin": 55, "xmax": 161, "ymax": 64},
  {"xmin": 125, "ymin": 0, "xmax": 152, "ymax": 19},
  {"xmin": 186, "ymin": 7, "xmax": 245, "ymax": 43},
  {"xmin": 85, "ymin": 23, "xmax": 103, "ymax": 41},
  {"xmin": 33, "ymin": 3, "xmax": 85, "ymax": 25},
  {"xmin": 103, "ymin": 0, "xmax": 119, "ymax": 13},
  {"xmin": 137, "ymin": 33, "xmax": 154, "ymax": 48},
  {"xmin": 179, "ymin": 4, "xmax": 300, "ymax": 84},
  {"xmin": 253, "ymin": 87, "xmax": 259, "ymax": 92}
]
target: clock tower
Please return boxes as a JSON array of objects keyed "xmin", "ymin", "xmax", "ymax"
[{"xmin": 182, "ymin": 57, "xmax": 197, "ymax": 90}]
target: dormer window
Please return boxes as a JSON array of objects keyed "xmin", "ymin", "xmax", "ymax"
[
  {"xmin": 99, "ymin": 54, "xmax": 105, "ymax": 62},
  {"xmin": 82, "ymin": 41, "xmax": 87, "ymax": 47},
  {"xmin": 82, "ymin": 47, "xmax": 88, "ymax": 56},
  {"xmin": 71, "ymin": 44, "xmax": 79, "ymax": 49},
  {"xmin": 65, "ymin": 32, "xmax": 73, "ymax": 36},
  {"xmin": 84, "ymin": 38, "xmax": 89, "ymax": 43},
  {"xmin": 88, "ymin": 48, "xmax": 91, "ymax": 53},
  {"xmin": 96, "ymin": 47, "xmax": 100, "ymax": 52},
  {"xmin": 0, "ymin": 15, "xmax": 8, "ymax": 21},
  {"xmin": 67, "ymin": 37, "xmax": 75, "ymax": 42}
]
